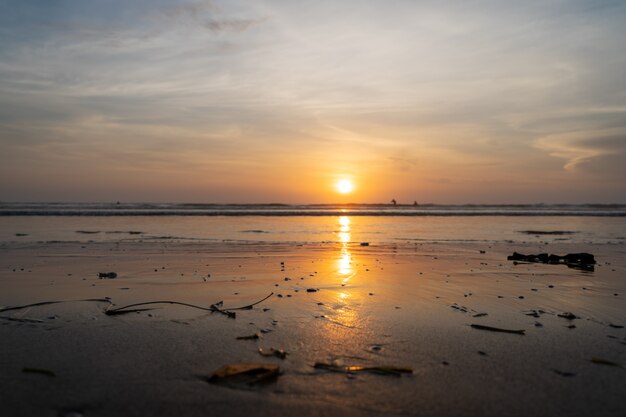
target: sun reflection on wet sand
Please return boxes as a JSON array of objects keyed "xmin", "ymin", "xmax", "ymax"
[
  {"xmin": 337, "ymin": 216, "xmax": 353, "ymax": 279},
  {"xmin": 321, "ymin": 216, "xmax": 361, "ymax": 330}
]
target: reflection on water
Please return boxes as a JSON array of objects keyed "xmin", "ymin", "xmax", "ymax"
[
  {"xmin": 321, "ymin": 216, "xmax": 360, "ymax": 331},
  {"xmin": 338, "ymin": 215, "xmax": 350, "ymax": 243},
  {"xmin": 337, "ymin": 216, "xmax": 353, "ymax": 278},
  {"xmin": 4, "ymin": 214, "xmax": 623, "ymax": 245}
]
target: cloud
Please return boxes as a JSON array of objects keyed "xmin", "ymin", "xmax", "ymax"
[
  {"xmin": 160, "ymin": 0, "xmax": 267, "ymax": 33},
  {"xmin": 1, "ymin": 0, "xmax": 625, "ymax": 202},
  {"xmin": 203, "ymin": 18, "xmax": 266, "ymax": 32},
  {"xmin": 535, "ymin": 128, "xmax": 626, "ymax": 177}
]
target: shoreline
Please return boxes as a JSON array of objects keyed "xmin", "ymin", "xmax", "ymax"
[{"xmin": 1, "ymin": 240, "xmax": 624, "ymax": 416}]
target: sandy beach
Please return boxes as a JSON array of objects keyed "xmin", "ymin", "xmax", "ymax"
[{"xmin": 1, "ymin": 237, "xmax": 624, "ymax": 417}]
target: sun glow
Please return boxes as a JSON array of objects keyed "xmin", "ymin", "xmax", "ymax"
[{"xmin": 336, "ymin": 179, "xmax": 354, "ymax": 194}]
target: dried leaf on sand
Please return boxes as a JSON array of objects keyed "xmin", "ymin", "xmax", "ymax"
[{"xmin": 207, "ymin": 363, "xmax": 280, "ymax": 385}]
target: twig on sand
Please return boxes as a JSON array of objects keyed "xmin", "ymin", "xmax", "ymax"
[
  {"xmin": 105, "ymin": 300, "xmax": 227, "ymax": 316},
  {"xmin": 104, "ymin": 292, "xmax": 274, "ymax": 319},
  {"xmin": 470, "ymin": 324, "xmax": 525, "ymax": 335},
  {"xmin": 22, "ymin": 367, "xmax": 56, "ymax": 377},
  {"xmin": 228, "ymin": 292, "xmax": 275, "ymax": 310},
  {"xmin": 590, "ymin": 357, "xmax": 623, "ymax": 368}
]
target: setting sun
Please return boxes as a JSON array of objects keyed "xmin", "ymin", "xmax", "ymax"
[{"xmin": 336, "ymin": 179, "xmax": 354, "ymax": 194}]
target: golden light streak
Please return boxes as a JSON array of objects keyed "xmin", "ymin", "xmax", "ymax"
[{"xmin": 337, "ymin": 216, "xmax": 353, "ymax": 276}]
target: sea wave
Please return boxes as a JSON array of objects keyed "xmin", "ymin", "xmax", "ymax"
[{"xmin": 0, "ymin": 202, "xmax": 625, "ymax": 216}]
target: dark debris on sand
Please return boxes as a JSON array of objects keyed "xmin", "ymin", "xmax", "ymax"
[{"xmin": 507, "ymin": 252, "xmax": 596, "ymax": 270}]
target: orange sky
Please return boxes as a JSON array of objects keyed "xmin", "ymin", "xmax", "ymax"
[{"xmin": 0, "ymin": 1, "xmax": 625, "ymax": 203}]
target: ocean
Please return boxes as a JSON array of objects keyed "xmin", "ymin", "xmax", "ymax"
[
  {"xmin": 1, "ymin": 203, "xmax": 625, "ymax": 245},
  {"xmin": 1, "ymin": 202, "xmax": 625, "ymax": 216}
]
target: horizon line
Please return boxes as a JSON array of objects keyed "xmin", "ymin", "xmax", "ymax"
[{"xmin": 1, "ymin": 201, "xmax": 626, "ymax": 206}]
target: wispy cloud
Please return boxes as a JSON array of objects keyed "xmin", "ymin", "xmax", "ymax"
[{"xmin": 535, "ymin": 129, "xmax": 626, "ymax": 176}]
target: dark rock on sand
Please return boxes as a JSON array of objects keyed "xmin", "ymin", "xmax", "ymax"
[
  {"xmin": 98, "ymin": 272, "xmax": 118, "ymax": 279},
  {"xmin": 558, "ymin": 312, "xmax": 578, "ymax": 320},
  {"xmin": 563, "ymin": 253, "xmax": 595, "ymax": 265}
]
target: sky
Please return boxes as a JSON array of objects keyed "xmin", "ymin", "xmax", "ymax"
[{"xmin": 0, "ymin": 0, "xmax": 625, "ymax": 204}]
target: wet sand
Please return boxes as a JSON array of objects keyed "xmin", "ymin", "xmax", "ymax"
[{"xmin": 0, "ymin": 240, "xmax": 625, "ymax": 417}]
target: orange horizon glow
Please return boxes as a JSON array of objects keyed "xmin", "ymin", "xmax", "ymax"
[{"xmin": 0, "ymin": 2, "xmax": 624, "ymax": 205}]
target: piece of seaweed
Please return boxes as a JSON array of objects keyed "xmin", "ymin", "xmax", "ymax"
[
  {"xmin": 104, "ymin": 292, "xmax": 274, "ymax": 319},
  {"xmin": 0, "ymin": 299, "xmax": 112, "ymax": 322},
  {"xmin": 0, "ymin": 298, "xmax": 112, "ymax": 314}
]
